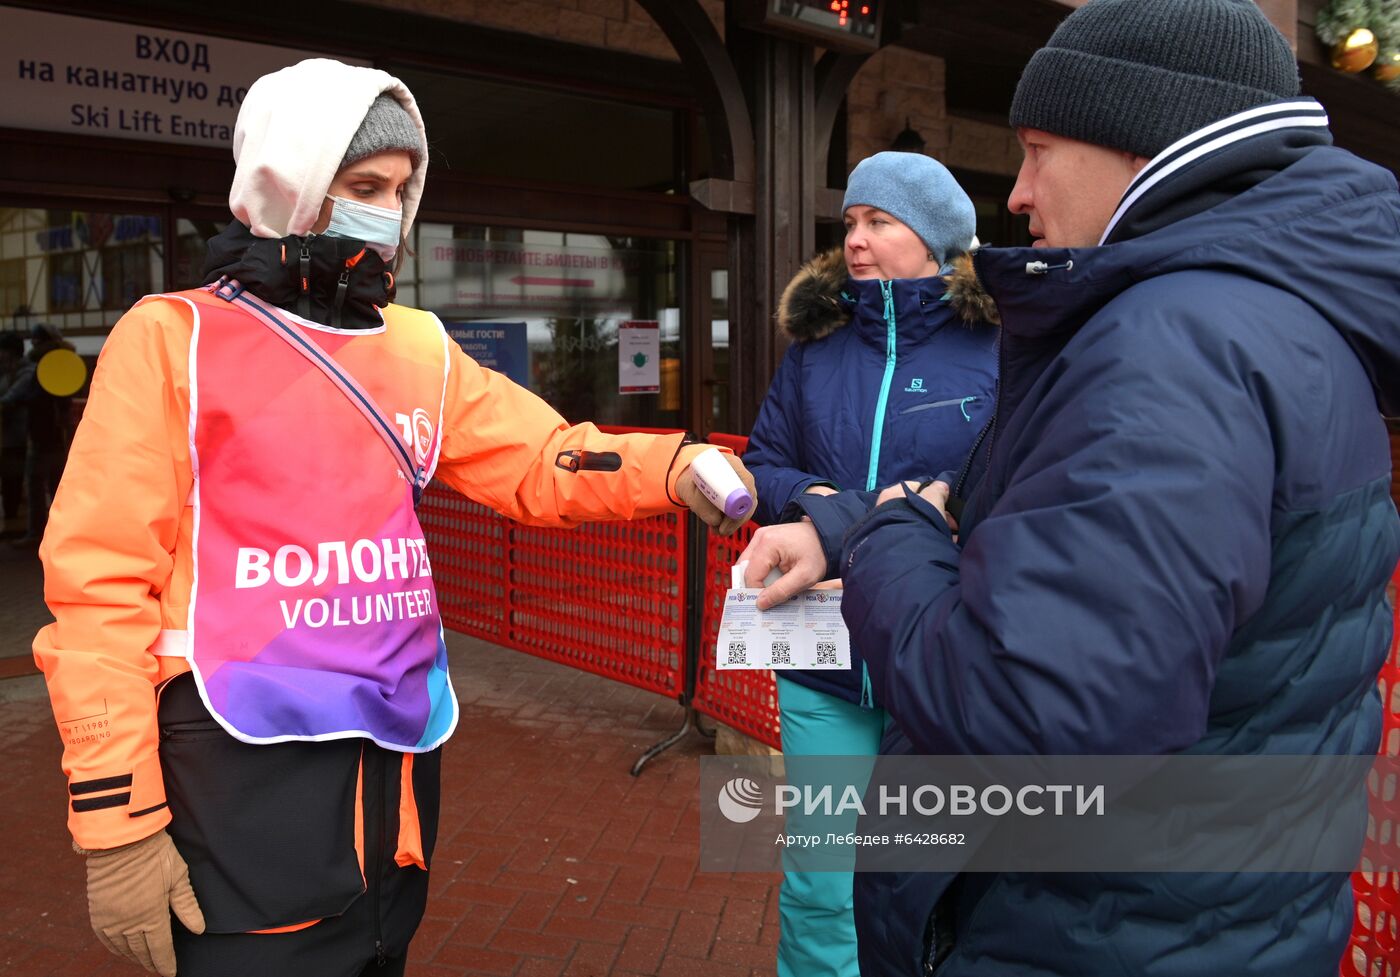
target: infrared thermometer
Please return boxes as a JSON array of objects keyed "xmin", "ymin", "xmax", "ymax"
[{"xmin": 690, "ymin": 447, "xmax": 753, "ymax": 521}]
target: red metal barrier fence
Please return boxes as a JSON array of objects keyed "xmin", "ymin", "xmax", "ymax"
[
  {"xmin": 420, "ymin": 425, "xmax": 688, "ymax": 700},
  {"xmin": 689, "ymin": 432, "xmax": 780, "ymax": 748},
  {"xmin": 692, "ymin": 518, "xmax": 776, "ymax": 747},
  {"xmin": 1347, "ymin": 565, "xmax": 1400, "ymax": 977}
]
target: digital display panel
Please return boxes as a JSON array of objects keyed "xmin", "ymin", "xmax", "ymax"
[{"xmin": 743, "ymin": 0, "xmax": 883, "ymax": 52}]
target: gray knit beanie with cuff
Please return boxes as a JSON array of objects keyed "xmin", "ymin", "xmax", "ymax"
[
  {"xmin": 842, "ymin": 152, "xmax": 977, "ymax": 270},
  {"xmin": 1010, "ymin": 0, "xmax": 1300, "ymax": 159},
  {"xmin": 341, "ymin": 93, "xmax": 423, "ymax": 169}
]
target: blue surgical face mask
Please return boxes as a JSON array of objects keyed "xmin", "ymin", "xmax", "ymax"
[{"xmin": 323, "ymin": 195, "xmax": 402, "ymax": 262}]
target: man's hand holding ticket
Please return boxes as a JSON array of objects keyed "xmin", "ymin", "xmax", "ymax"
[{"xmin": 716, "ymin": 553, "xmax": 849, "ymax": 670}]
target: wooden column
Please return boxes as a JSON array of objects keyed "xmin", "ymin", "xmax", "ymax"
[
  {"xmin": 636, "ymin": 0, "xmax": 754, "ymax": 187},
  {"xmin": 641, "ymin": 0, "xmax": 879, "ymax": 431},
  {"xmin": 722, "ymin": 14, "xmax": 827, "ymax": 431},
  {"xmin": 636, "ymin": 0, "xmax": 756, "ymax": 434},
  {"xmin": 641, "ymin": 0, "xmax": 854, "ymax": 432}
]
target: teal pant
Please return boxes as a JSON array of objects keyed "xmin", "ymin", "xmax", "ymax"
[{"xmin": 776, "ymin": 675, "xmax": 886, "ymax": 977}]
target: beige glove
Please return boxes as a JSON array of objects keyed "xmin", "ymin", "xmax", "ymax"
[
  {"xmin": 675, "ymin": 451, "xmax": 758, "ymax": 536},
  {"xmin": 81, "ymin": 829, "xmax": 205, "ymax": 976}
]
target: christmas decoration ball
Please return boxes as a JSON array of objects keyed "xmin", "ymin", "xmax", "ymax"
[
  {"xmin": 1332, "ymin": 27, "xmax": 1380, "ymax": 73},
  {"xmin": 1374, "ymin": 52, "xmax": 1400, "ymax": 82}
]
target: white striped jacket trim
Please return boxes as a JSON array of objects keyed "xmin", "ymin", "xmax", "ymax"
[{"xmin": 1098, "ymin": 98, "xmax": 1331, "ymax": 246}]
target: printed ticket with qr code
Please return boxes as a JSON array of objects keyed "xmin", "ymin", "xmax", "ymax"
[{"xmin": 715, "ymin": 588, "xmax": 851, "ymax": 670}]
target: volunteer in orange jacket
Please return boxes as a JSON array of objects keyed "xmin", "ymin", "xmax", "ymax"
[{"xmin": 35, "ymin": 58, "xmax": 754, "ymax": 977}]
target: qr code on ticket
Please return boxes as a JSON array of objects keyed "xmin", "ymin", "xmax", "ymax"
[
  {"xmin": 816, "ymin": 641, "xmax": 839, "ymax": 665},
  {"xmin": 727, "ymin": 641, "xmax": 747, "ymax": 666},
  {"xmin": 771, "ymin": 641, "xmax": 792, "ymax": 665}
]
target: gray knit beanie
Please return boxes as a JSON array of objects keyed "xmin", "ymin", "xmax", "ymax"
[
  {"xmin": 1010, "ymin": 0, "xmax": 1300, "ymax": 159},
  {"xmin": 341, "ymin": 93, "xmax": 423, "ymax": 169}
]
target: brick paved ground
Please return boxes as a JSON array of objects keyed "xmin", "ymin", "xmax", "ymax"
[{"xmin": 0, "ymin": 550, "xmax": 780, "ymax": 977}]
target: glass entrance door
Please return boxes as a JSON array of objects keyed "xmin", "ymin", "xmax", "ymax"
[
  {"xmin": 694, "ymin": 242, "xmax": 730, "ymax": 437},
  {"xmin": 407, "ymin": 222, "xmax": 685, "ymax": 429},
  {"xmin": 0, "ymin": 205, "xmax": 164, "ymax": 359}
]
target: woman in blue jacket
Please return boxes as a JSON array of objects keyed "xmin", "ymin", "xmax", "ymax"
[{"xmin": 744, "ymin": 152, "xmax": 998, "ymax": 977}]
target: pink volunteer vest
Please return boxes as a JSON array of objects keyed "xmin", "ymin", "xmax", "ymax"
[{"xmin": 163, "ymin": 287, "xmax": 458, "ymax": 752}]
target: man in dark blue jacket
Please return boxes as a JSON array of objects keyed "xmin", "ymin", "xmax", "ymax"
[{"xmin": 740, "ymin": 0, "xmax": 1400, "ymax": 974}]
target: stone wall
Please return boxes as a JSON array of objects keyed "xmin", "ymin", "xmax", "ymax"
[
  {"xmin": 846, "ymin": 45, "xmax": 1021, "ymax": 179},
  {"xmin": 945, "ymin": 116, "xmax": 1023, "ymax": 178},
  {"xmin": 846, "ymin": 45, "xmax": 949, "ymax": 167}
]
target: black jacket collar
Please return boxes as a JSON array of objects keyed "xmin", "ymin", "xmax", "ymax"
[{"xmin": 201, "ymin": 222, "xmax": 395, "ymax": 330}]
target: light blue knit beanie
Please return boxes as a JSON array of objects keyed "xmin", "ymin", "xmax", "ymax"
[{"xmin": 842, "ymin": 152, "xmax": 976, "ymax": 269}]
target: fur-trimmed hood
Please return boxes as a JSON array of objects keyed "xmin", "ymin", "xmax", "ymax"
[
  {"xmin": 777, "ymin": 248, "xmax": 999, "ymax": 342},
  {"xmin": 942, "ymin": 253, "xmax": 1000, "ymax": 330}
]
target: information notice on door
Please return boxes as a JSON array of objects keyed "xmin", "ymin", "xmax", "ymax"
[{"xmin": 618, "ymin": 319, "xmax": 660, "ymax": 394}]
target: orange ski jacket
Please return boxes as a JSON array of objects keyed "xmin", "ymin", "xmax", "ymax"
[{"xmin": 36, "ymin": 293, "xmax": 710, "ymax": 850}]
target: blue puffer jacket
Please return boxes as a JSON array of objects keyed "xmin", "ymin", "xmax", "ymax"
[
  {"xmin": 745, "ymin": 249, "xmax": 998, "ymax": 705},
  {"xmin": 801, "ymin": 103, "xmax": 1400, "ymax": 975}
]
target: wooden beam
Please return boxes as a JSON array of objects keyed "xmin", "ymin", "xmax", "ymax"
[
  {"xmin": 925, "ymin": 1, "xmax": 1300, "ymax": 56},
  {"xmin": 27, "ymin": 0, "xmax": 697, "ymax": 100},
  {"xmin": 900, "ymin": 1, "xmax": 1064, "ymax": 66},
  {"xmin": 814, "ymin": 51, "xmax": 871, "ymax": 169},
  {"xmin": 722, "ymin": 11, "xmax": 829, "ymax": 430},
  {"xmin": 814, "ymin": 187, "xmax": 847, "ymax": 221},
  {"xmin": 689, "ymin": 178, "xmax": 755, "ymax": 214},
  {"xmin": 1301, "ymin": 63, "xmax": 1400, "ymax": 177},
  {"xmin": 636, "ymin": 0, "xmax": 755, "ymax": 185},
  {"xmin": 688, "ymin": 180, "xmax": 844, "ymax": 220},
  {"xmin": 1297, "ymin": 0, "xmax": 1337, "ymax": 67}
]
